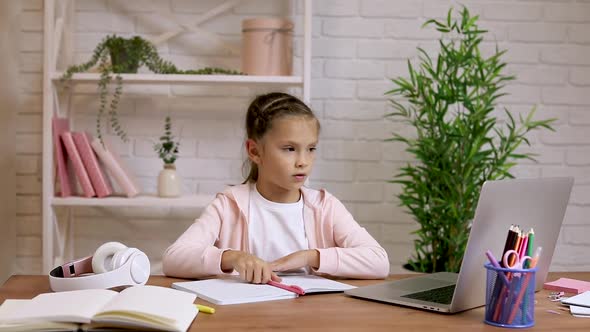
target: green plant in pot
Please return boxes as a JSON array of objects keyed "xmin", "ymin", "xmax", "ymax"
[
  {"xmin": 386, "ymin": 7, "xmax": 556, "ymax": 273},
  {"xmin": 61, "ymin": 34, "xmax": 241, "ymax": 145},
  {"xmin": 153, "ymin": 115, "xmax": 180, "ymax": 166},
  {"xmin": 154, "ymin": 115, "xmax": 181, "ymax": 197}
]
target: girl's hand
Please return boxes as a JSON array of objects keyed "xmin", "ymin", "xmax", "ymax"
[
  {"xmin": 221, "ymin": 250, "xmax": 281, "ymax": 284},
  {"xmin": 271, "ymin": 249, "xmax": 320, "ymax": 272}
]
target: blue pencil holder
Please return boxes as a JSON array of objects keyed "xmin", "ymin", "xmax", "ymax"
[{"xmin": 484, "ymin": 263, "xmax": 537, "ymax": 328}]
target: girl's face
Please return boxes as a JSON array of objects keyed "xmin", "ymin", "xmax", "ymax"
[{"xmin": 247, "ymin": 116, "xmax": 319, "ymax": 203}]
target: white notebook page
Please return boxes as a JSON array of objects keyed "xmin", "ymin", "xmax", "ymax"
[
  {"xmin": 4, "ymin": 289, "xmax": 116, "ymax": 323},
  {"xmin": 172, "ymin": 275, "xmax": 355, "ymax": 305}
]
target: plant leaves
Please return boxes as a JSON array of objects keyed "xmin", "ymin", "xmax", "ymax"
[{"xmin": 384, "ymin": 7, "xmax": 555, "ymax": 273}]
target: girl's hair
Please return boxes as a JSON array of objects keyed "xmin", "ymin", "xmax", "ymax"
[{"xmin": 243, "ymin": 92, "xmax": 319, "ymax": 183}]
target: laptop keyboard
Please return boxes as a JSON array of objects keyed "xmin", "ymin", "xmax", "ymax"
[{"xmin": 400, "ymin": 284, "xmax": 456, "ymax": 305}]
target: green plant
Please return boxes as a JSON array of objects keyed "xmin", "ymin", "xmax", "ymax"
[
  {"xmin": 386, "ymin": 7, "xmax": 556, "ymax": 273},
  {"xmin": 153, "ymin": 116, "xmax": 180, "ymax": 165},
  {"xmin": 61, "ymin": 35, "xmax": 241, "ymax": 145}
]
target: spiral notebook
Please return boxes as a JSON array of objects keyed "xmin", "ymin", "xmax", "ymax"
[{"xmin": 172, "ymin": 275, "xmax": 355, "ymax": 305}]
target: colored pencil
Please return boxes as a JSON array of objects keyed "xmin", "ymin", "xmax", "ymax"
[
  {"xmin": 524, "ymin": 229, "xmax": 534, "ymax": 269},
  {"xmin": 490, "ymin": 225, "xmax": 518, "ymax": 322},
  {"xmin": 507, "ymin": 247, "xmax": 542, "ymax": 324}
]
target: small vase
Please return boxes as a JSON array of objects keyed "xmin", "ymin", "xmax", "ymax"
[{"xmin": 158, "ymin": 163, "xmax": 181, "ymax": 197}]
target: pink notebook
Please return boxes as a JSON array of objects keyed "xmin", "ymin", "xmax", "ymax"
[
  {"xmin": 90, "ymin": 138, "xmax": 141, "ymax": 197},
  {"xmin": 52, "ymin": 117, "xmax": 74, "ymax": 197},
  {"xmin": 72, "ymin": 132, "xmax": 113, "ymax": 198},
  {"xmin": 61, "ymin": 132, "xmax": 96, "ymax": 198},
  {"xmin": 544, "ymin": 278, "xmax": 590, "ymax": 294}
]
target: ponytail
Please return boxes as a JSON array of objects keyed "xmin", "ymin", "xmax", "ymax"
[{"xmin": 242, "ymin": 162, "xmax": 258, "ymax": 184}]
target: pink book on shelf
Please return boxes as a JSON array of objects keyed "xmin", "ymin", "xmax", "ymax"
[
  {"xmin": 72, "ymin": 132, "xmax": 113, "ymax": 198},
  {"xmin": 90, "ymin": 138, "xmax": 141, "ymax": 198},
  {"xmin": 52, "ymin": 117, "xmax": 74, "ymax": 197},
  {"xmin": 61, "ymin": 132, "xmax": 96, "ymax": 198}
]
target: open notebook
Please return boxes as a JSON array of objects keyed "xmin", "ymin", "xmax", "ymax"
[
  {"xmin": 0, "ymin": 285, "xmax": 197, "ymax": 332},
  {"xmin": 172, "ymin": 275, "xmax": 356, "ymax": 305}
]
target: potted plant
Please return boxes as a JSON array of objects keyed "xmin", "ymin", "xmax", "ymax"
[
  {"xmin": 386, "ymin": 7, "xmax": 556, "ymax": 273},
  {"xmin": 153, "ymin": 115, "xmax": 181, "ymax": 197},
  {"xmin": 61, "ymin": 34, "xmax": 241, "ymax": 145}
]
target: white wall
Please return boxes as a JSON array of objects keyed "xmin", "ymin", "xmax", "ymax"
[
  {"xmin": 15, "ymin": 0, "xmax": 590, "ymax": 274},
  {"xmin": 0, "ymin": 1, "xmax": 19, "ymax": 283}
]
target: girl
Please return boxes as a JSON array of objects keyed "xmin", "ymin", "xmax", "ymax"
[{"xmin": 163, "ymin": 92, "xmax": 389, "ymax": 283}]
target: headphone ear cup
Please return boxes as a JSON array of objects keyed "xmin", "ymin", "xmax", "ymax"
[
  {"xmin": 92, "ymin": 242, "xmax": 128, "ymax": 274},
  {"xmin": 110, "ymin": 248, "xmax": 150, "ymax": 284},
  {"xmin": 130, "ymin": 250, "xmax": 151, "ymax": 284},
  {"xmin": 111, "ymin": 248, "xmax": 139, "ymax": 270}
]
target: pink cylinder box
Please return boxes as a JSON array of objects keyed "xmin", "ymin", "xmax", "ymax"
[{"xmin": 241, "ymin": 18, "xmax": 293, "ymax": 76}]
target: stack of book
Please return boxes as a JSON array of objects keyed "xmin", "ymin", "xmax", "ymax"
[{"xmin": 52, "ymin": 117, "xmax": 141, "ymax": 198}]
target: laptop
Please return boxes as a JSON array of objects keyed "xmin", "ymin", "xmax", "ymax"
[{"xmin": 345, "ymin": 177, "xmax": 574, "ymax": 313}]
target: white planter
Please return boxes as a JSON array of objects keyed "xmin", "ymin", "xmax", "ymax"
[{"xmin": 158, "ymin": 163, "xmax": 181, "ymax": 197}]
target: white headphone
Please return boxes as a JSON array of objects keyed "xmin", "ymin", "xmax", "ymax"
[{"xmin": 49, "ymin": 242, "xmax": 151, "ymax": 292}]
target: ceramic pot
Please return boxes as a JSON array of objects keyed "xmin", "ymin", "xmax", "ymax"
[
  {"xmin": 158, "ymin": 163, "xmax": 180, "ymax": 197},
  {"xmin": 109, "ymin": 48, "xmax": 139, "ymax": 73}
]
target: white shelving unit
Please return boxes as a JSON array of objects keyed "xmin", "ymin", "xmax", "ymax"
[
  {"xmin": 52, "ymin": 195, "xmax": 214, "ymax": 208},
  {"xmin": 51, "ymin": 73, "xmax": 305, "ymax": 86},
  {"xmin": 42, "ymin": 0, "xmax": 312, "ymax": 273}
]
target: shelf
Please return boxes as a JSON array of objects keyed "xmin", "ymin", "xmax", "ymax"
[
  {"xmin": 52, "ymin": 72, "xmax": 304, "ymax": 86},
  {"xmin": 42, "ymin": 0, "xmax": 312, "ymax": 273},
  {"xmin": 51, "ymin": 194, "xmax": 213, "ymax": 209}
]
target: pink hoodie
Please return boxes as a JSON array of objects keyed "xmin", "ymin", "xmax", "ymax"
[{"xmin": 162, "ymin": 183, "xmax": 390, "ymax": 279}]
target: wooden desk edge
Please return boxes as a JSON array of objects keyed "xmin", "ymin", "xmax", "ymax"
[{"xmin": 1, "ymin": 272, "xmax": 589, "ymax": 332}]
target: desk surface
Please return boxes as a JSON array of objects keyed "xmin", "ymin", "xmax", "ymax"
[{"xmin": 1, "ymin": 272, "xmax": 589, "ymax": 331}]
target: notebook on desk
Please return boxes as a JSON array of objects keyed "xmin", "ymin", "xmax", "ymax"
[
  {"xmin": 561, "ymin": 292, "xmax": 590, "ymax": 318},
  {"xmin": 544, "ymin": 278, "xmax": 590, "ymax": 294},
  {"xmin": 346, "ymin": 177, "xmax": 574, "ymax": 314},
  {"xmin": 0, "ymin": 285, "xmax": 197, "ymax": 332},
  {"xmin": 172, "ymin": 275, "xmax": 356, "ymax": 305},
  {"xmin": 562, "ymin": 291, "xmax": 590, "ymax": 308}
]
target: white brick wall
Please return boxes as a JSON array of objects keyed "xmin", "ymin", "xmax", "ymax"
[{"xmin": 13, "ymin": 0, "xmax": 590, "ymax": 275}]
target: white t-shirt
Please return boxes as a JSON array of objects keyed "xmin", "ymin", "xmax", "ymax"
[{"xmin": 248, "ymin": 185, "xmax": 309, "ymax": 263}]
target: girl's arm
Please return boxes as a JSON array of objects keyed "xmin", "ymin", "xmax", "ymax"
[
  {"xmin": 162, "ymin": 195, "xmax": 228, "ymax": 278},
  {"xmin": 315, "ymin": 197, "xmax": 390, "ymax": 279}
]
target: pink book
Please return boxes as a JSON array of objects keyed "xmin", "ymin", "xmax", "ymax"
[
  {"xmin": 544, "ymin": 278, "xmax": 590, "ymax": 294},
  {"xmin": 72, "ymin": 132, "xmax": 113, "ymax": 198},
  {"xmin": 52, "ymin": 117, "xmax": 74, "ymax": 197},
  {"xmin": 61, "ymin": 132, "xmax": 96, "ymax": 198},
  {"xmin": 90, "ymin": 138, "xmax": 141, "ymax": 197}
]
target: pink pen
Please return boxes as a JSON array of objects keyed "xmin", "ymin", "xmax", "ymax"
[{"xmin": 268, "ymin": 280, "xmax": 305, "ymax": 295}]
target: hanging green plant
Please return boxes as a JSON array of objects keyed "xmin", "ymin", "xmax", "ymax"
[{"xmin": 61, "ymin": 34, "xmax": 242, "ymax": 145}]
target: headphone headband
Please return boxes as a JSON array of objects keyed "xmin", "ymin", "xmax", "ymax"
[
  {"xmin": 49, "ymin": 251, "xmax": 150, "ymax": 292},
  {"xmin": 50, "ymin": 255, "xmax": 93, "ymax": 278}
]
